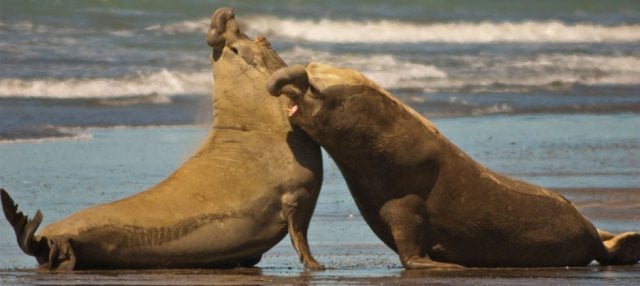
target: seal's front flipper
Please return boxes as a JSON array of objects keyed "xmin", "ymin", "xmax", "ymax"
[
  {"xmin": 282, "ymin": 190, "xmax": 324, "ymax": 270},
  {"xmin": 47, "ymin": 237, "xmax": 77, "ymax": 270},
  {"xmin": 380, "ymin": 195, "xmax": 464, "ymax": 270},
  {"xmin": 598, "ymin": 232, "xmax": 640, "ymax": 265},
  {"xmin": 389, "ymin": 222, "xmax": 464, "ymax": 269},
  {"xmin": 287, "ymin": 215, "xmax": 323, "ymax": 270},
  {"xmin": 404, "ymin": 257, "xmax": 465, "ymax": 269},
  {"xmin": 1, "ymin": 189, "xmax": 48, "ymax": 261}
]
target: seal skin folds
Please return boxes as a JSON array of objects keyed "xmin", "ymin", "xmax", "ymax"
[
  {"xmin": 1, "ymin": 8, "xmax": 323, "ymax": 271},
  {"xmin": 267, "ymin": 62, "xmax": 640, "ymax": 268}
]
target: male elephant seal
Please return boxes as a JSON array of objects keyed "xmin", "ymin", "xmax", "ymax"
[
  {"xmin": 1, "ymin": 8, "xmax": 323, "ymax": 270},
  {"xmin": 266, "ymin": 62, "xmax": 640, "ymax": 268}
]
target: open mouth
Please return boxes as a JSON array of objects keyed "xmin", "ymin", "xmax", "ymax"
[{"xmin": 288, "ymin": 100, "xmax": 299, "ymax": 117}]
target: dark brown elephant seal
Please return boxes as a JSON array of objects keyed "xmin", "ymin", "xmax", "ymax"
[
  {"xmin": 266, "ymin": 62, "xmax": 640, "ymax": 268},
  {"xmin": 0, "ymin": 8, "xmax": 323, "ymax": 271}
]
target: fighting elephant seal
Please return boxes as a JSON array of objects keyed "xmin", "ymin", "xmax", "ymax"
[
  {"xmin": 1, "ymin": 8, "xmax": 323, "ymax": 270},
  {"xmin": 266, "ymin": 62, "xmax": 640, "ymax": 268}
]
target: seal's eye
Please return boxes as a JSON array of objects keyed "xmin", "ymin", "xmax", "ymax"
[{"xmin": 229, "ymin": 47, "xmax": 239, "ymax": 55}]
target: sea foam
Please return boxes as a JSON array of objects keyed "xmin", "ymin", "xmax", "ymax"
[
  {"xmin": 1, "ymin": 50, "xmax": 638, "ymax": 99},
  {"xmin": 146, "ymin": 16, "xmax": 640, "ymax": 43},
  {"xmin": 281, "ymin": 48, "xmax": 640, "ymax": 91},
  {"xmin": 282, "ymin": 47, "xmax": 448, "ymax": 89},
  {"xmin": 0, "ymin": 69, "xmax": 211, "ymax": 98},
  {"xmin": 247, "ymin": 17, "xmax": 640, "ymax": 43}
]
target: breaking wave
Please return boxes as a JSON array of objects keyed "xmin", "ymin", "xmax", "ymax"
[
  {"xmin": 0, "ymin": 49, "xmax": 448, "ymax": 98},
  {"xmin": 8, "ymin": 16, "xmax": 640, "ymax": 44},
  {"xmin": 281, "ymin": 47, "xmax": 640, "ymax": 91},
  {"xmin": 281, "ymin": 47, "xmax": 447, "ymax": 89},
  {"xmin": 146, "ymin": 16, "xmax": 640, "ymax": 43},
  {"xmin": 1, "ymin": 51, "xmax": 639, "ymax": 99},
  {"xmin": 145, "ymin": 19, "xmax": 209, "ymax": 35},
  {"xmin": 0, "ymin": 69, "xmax": 211, "ymax": 98},
  {"xmin": 248, "ymin": 17, "xmax": 640, "ymax": 43}
]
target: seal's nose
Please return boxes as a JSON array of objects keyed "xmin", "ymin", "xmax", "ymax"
[
  {"xmin": 266, "ymin": 65, "xmax": 310, "ymax": 99},
  {"xmin": 206, "ymin": 7, "xmax": 235, "ymax": 50}
]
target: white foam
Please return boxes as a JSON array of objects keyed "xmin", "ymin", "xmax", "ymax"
[
  {"xmin": 281, "ymin": 47, "xmax": 447, "ymax": 89},
  {"xmin": 9, "ymin": 16, "xmax": 640, "ymax": 44},
  {"xmin": 471, "ymin": 104, "xmax": 514, "ymax": 116},
  {"xmin": 1, "ymin": 49, "xmax": 638, "ymax": 99},
  {"xmin": 439, "ymin": 53, "xmax": 640, "ymax": 90},
  {"xmin": 512, "ymin": 54, "xmax": 640, "ymax": 72},
  {"xmin": 420, "ymin": 73, "xmax": 640, "ymax": 94},
  {"xmin": 145, "ymin": 16, "xmax": 640, "ymax": 43},
  {"xmin": 0, "ymin": 69, "xmax": 211, "ymax": 98},
  {"xmin": 282, "ymin": 47, "xmax": 640, "ymax": 90},
  {"xmin": 145, "ymin": 19, "xmax": 209, "ymax": 34},
  {"xmin": 247, "ymin": 17, "xmax": 640, "ymax": 43},
  {"xmin": 0, "ymin": 21, "xmax": 74, "ymax": 34},
  {"xmin": 0, "ymin": 131, "xmax": 93, "ymax": 144}
]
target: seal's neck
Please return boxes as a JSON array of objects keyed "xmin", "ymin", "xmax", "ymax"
[{"xmin": 210, "ymin": 63, "xmax": 290, "ymax": 133}]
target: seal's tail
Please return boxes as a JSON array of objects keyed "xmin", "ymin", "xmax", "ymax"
[{"xmin": 1, "ymin": 188, "xmax": 48, "ymax": 262}]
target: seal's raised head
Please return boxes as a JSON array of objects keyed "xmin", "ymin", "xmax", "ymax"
[
  {"xmin": 207, "ymin": 7, "xmax": 291, "ymax": 132},
  {"xmin": 207, "ymin": 7, "xmax": 284, "ymax": 72}
]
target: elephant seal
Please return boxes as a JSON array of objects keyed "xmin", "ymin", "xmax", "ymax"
[
  {"xmin": 266, "ymin": 62, "xmax": 640, "ymax": 268},
  {"xmin": 1, "ymin": 8, "xmax": 323, "ymax": 270}
]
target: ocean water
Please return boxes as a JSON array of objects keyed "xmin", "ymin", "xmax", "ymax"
[
  {"xmin": 1, "ymin": 0, "xmax": 639, "ymax": 139},
  {"xmin": 1, "ymin": 0, "xmax": 640, "ymax": 282}
]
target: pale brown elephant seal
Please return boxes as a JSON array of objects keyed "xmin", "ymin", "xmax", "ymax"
[
  {"xmin": 266, "ymin": 62, "xmax": 640, "ymax": 268},
  {"xmin": 0, "ymin": 8, "xmax": 324, "ymax": 270}
]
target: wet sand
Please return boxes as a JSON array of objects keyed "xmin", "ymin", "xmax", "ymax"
[{"xmin": 2, "ymin": 258, "xmax": 640, "ymax": 285}]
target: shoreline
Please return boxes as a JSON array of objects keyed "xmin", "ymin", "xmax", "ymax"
[{"xmin": 2, "ymin": 264, "xmax": 640, "ymax": 285}]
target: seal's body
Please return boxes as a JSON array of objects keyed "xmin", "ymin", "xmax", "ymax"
[
  {"xmin": 267, "ymin": 62, "xmax": 640, "ymax": 268},
  {"xmin": 1, "ymin": 8, "xmax": 323, "ymax": 270}
]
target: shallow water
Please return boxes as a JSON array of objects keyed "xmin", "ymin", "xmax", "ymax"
[{"xmin": 1, "ymin": 114, "xmax": 639, "ymax": 284}]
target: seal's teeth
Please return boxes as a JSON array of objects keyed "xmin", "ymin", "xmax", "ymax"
[{"xmin": 288, "ymin": 104, "xmax": 299, "ymax": 117}]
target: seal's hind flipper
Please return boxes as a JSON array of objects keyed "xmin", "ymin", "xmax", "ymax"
[
  {"xmin": 599, "ymin": 232, "xmax": 640, "ymax": 265},
  {"xmin": 1, "ymin": 189, "xmax": 47, "ymax": 258}
]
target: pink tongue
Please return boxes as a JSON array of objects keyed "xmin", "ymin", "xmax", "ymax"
[{"xmin": 288, "ymin": 105, "xmax": 299, "ymax": 117}]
